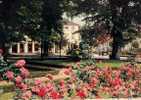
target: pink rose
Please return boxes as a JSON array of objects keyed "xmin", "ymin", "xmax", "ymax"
[
  {"xmin": 32, "ymin": 86, "xmax": 40, "ymax": 94},
  {"xmin": 5, "ymin": 71, "xmax": 14, "ymax": 80},
  {"xmin": 20, "ymin": 67, "xmax": 30, "ymax": 78},
  {"xmin": 15, "ymin": 76, "xmax": 22, "ymax": 83},
  {"xmin": 46, "ymin": 83, "xmax": 54, "ymax": 92},
  {"xmin": 15, "ymin": 60, "xmax": 26, "ymax": 67},
  {"xmin": 16, "ymin": 83, "xmax": 28, "ymax": 91},
  {"xmin": 35, "ymin": 79, "xmax": 42, "ymax": 85},
  {"xmin": 21, "ymin": 90, "xmax": 32, "ymax": 100},
  {"xmin": 59, "ymin": 80, "xmax": 65, "ymax": 89},
  {"xmin": 63, "ymin": 68, "xmax": 72, "ymax": 75},
  {"xmin": 20, "ymin": 83, "xmax": 28, "ymax": 91}
]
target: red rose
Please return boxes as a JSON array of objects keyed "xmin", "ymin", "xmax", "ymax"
[
  {"xmin": 49, "ymin": 90, "xmax": 61, "ymax": 99},
  {"xmin": 37, "ymin": 87, "xmax": 48, "ymax": 97},
  {"xmin": 76, "ymin": 89, "xmax": 86, "ymax": 98}
]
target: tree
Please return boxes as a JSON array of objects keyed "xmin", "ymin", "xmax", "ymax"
[
  {"xmin": 16, "ymin": 0, "xmax": 42, "ymax": 40},
  {"xmin": 40, "ymin": 0, "xmax": 64, "ymax": 57},
  {"xmin": 0, "ymin": 0, "xmax": 21, "ymax": 59},
  {"xmin": 0, "ymin": 0, "xmax": 43, "ymax": 59},
  {"xmin": 70, "ymin": 0, "xmax": 141, "ymax": 59}
]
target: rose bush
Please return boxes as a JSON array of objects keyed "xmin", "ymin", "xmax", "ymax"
[{"xmin": 0, "ymin": 50, "xmax": 141, "ymax": 99}]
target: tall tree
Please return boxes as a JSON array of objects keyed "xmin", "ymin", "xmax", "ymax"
[
  {"xmin": 41, "ymin": 0, "xmax": 64, "ymax": 57},
  {"xmin": 16, "ymin": 0, "xmax": 42, "ymax": 40},
  {"xmin": 0, "ymin": 0, "xmax": 21, "ymax": 59},
  {"xmin": 70, "ymin": 0, "xmax": 141, "ymax": 59}
]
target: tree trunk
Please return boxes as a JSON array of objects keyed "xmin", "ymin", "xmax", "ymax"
[
  {"xmin": 110, "ymin": 37, "xmax": 119, "ymax": 60},
  {"xmin": 0, "ymin": 32, "xmax": 8, "ymax": 61},
  {"xmin": 110, "ymin": 26, "xmax": 123, "ymax": 60},
  {"xmin": 41, "ymin": 40, "xmax": 44, "ymax": 59},
  {"xmin": 59, "ymin": 35, "xmax": 63, "ymax": 57},
  {"xmin": 41, "ymin": 40, "xmax": 49, "ymax": 59}
]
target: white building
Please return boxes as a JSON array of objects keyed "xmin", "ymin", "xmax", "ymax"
[{"xmin": 9, "ymin": 20, "xmax": 81, "ymax": 55}]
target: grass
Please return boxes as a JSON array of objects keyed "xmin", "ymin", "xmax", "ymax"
[
  {"xmin": 28, "ymin": 59, "xmax": 75, "ymax": 66},
  {"xmin": 95, "ymin": 60, "xmax": 128, "ymax": 68},
  {"xmin": 28, "ymin": 59, "xmax": 134, "ymax": 69}
]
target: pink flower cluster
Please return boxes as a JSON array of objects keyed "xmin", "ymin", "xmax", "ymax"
[
  {"xmin": 4, "ymin": 60, "xmax": 31, "ymax": 99},
  {"xmin": 2, "ymin": 60, "xmax": 141, "ymax": 99},
  {"xmin": 22, "ymin": 64, "xmax": 141, "ymax": 99}
]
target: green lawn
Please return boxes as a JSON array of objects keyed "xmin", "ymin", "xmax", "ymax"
[
  {"xmin": 28, "ymin": 59, "xmax": 135, "ymax": 68},
  {"xmin": 96, "ymin": 60, "xmax": 128, "ymax": 68},
  {"xmin": 28, "ymin": 59, "xmax": 75, "ymax": 66}
]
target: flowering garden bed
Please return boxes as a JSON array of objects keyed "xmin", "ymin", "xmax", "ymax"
[{"xmin": 1, "ymin": 56, "xmax": 141, "ymax": 100}]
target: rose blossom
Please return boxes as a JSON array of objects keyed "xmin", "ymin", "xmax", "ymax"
[
  {"xmin": 32, "ymin": 86, "xmax": 40, "ymax": 94},
  {"xmin": 63, "ymin": 67, "xmax": 72, "ymax": 75},
  {"xmin": 76, "ymin": 89, "xmax": 86, "ymax": 98},
  {"xmin": 15, "ymin": 60, "xmax": 26, "ymax": 67},
  {"xmin": 5, "ymin": 71, "xmax": 14, "ymax": 80},
  {"xmin": 15, "ymin": 76, "xmax": 22, "ymax": 83},
  {"xmin": 21, "ymin": 90, "xmax": 32, "ymax": 100},
  {"xmin": 37, "ymin": 86, "xmax": 48, "ymax": 97},
  {"xmin": 60, "ymin": 80, "xmax": 65, "ymax": 89},
  {"xmin": 49, "ymin": 90, "xmax": 61, "ymax": 99},
  {"xmin": 16, "ymin": 82, "xmax": 28, "ymax": 91},
  {"xmin": 112, "ymin": 77, "xmax": 122, "ymax": 86},
  {"xmin": 35, "ymin": 79, "xmax": 42, "ymax": 85},
  {"xmin": 46, "ymin": 83, "xmax": 54, "ymax": 92},
  {"xmin": 20, "ymin": 67, "xmax": 29, "ymax": 78}
]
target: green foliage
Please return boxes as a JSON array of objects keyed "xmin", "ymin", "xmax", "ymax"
[
  {"xmin": 79, "ymin": 41, "xmax": 91, "ymax": 59},
  {"xmin": 67, "ymin": 49, "xmax": 80, "ymax": 57},
  {"xmin": 73, "ymin": 59, "xmax": 95, "ymax": 69},
  {"xmin": 69, "ymin": 0, "xmax": 141, "ymax": 59},
  {"xmin": 0, "ymin": 58, "xmax": 20, "ymax": 80},
  {"xmin": 16, "ymin": 0, "xmax": 42, "ymax": 40}
]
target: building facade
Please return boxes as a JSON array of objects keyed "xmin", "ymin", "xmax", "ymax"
[{"xmin": 9, "ymin": 20, "xmax": 81, "ymax": 55}]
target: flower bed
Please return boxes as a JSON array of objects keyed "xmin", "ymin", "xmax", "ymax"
[{"xmin": 0, "ymin": 52, "xmax": 141, "ymax": 99}]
